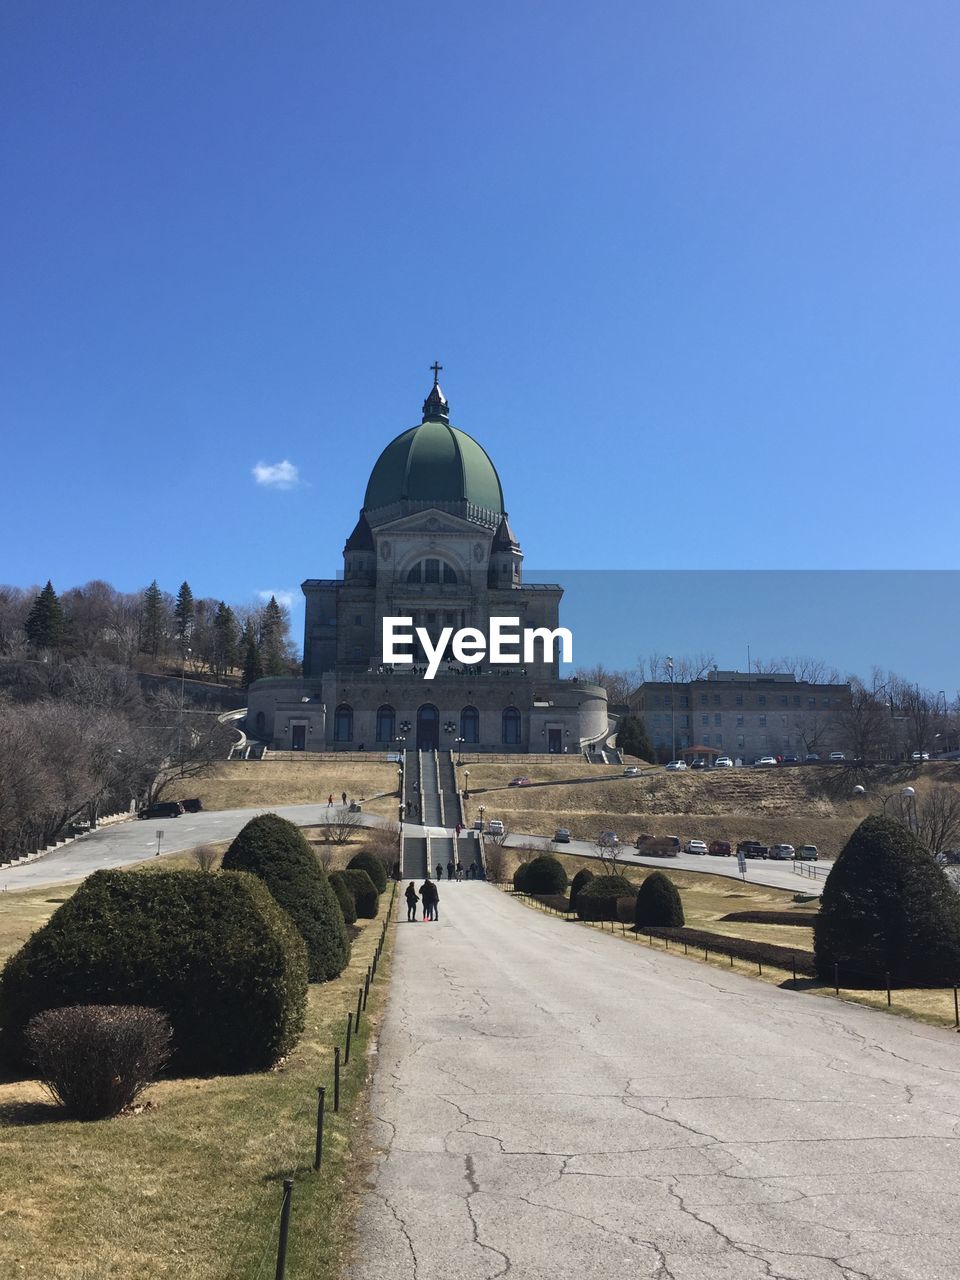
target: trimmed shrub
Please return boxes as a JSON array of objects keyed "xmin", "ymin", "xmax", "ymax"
[
  {"xmin": 522, "ymin": 854, "xmax": 568, "ymax": 895},
  {"xmin": 328, "ymin": 871, "xmax": 358, "ymax": 926},
  {"xmin": 347, "ymin": 849, "xmax": 388, "ymax": 894},
  {"xmin": 0, "ymin": 870, "xmax": 308, "ymax": 1075},
  {"xmin": 569, "ymin": 868, "xmax": 594, "ymax": 910},
  {"xmin": 575, "ymin": 875, "xmax": 637, "ymax": 921},
  {"xmin": 513, "ymin": 862, "xmax": 532, "ymax": 893},
  {"xmin": 340, "ymin": 868, "xmax": 380, "ymax": 919},
  {"xmin": 635, "ymin": 871, "xmax": 685, "ymax": 928},
  {"xmin": 222, "ymin": 813, "xmax": 350, "ymax": 982},
  {"xmin": 814, "ymin": 815, "xmax": 960, "ymax": 986},
  {"xmin": 25, "ymin": 1004, "xmax": 171, "ymax": 1120},
  {"xmin": 722, "ymin": 910, "xmax": 816, "ymax": 927}
]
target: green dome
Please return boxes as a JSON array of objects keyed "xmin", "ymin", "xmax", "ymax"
[{"xmin": 364, "ymin": 418, "xmax": 504, "ymax": 515}]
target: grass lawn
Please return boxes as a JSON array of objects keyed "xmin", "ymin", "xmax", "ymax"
[
  {"xmin": 0, "ymin": 873, "xmax": 397, "ymax": 1279},
  {"xmin": 165, "ymin": 760, "xmax": 399, "ymax": 816}
]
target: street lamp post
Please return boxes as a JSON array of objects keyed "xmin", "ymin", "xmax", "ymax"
[
  {"xmin": 463, "ymin": 769, "xmax": 470, "ymax": 798},
  {"xmin": 454, "ymin": 736, "xmax": 465, "ymax": 765},
  {"xmin": 478, "ymin": 802, "xmax": 485, "ymax": 831},
  {"xmin": 901, "ymin": 786, "xmax": 918, "ymax": 833},
  {"xmin": 667, "ymin": 655, "xmax": 676, "ymax": 763}
]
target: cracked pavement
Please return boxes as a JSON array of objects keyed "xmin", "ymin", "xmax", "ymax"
[{"xmin": 347, "ymin": 883, "xmax": 960, "ymax": 1280}]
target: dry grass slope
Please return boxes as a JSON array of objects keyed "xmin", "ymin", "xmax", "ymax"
[{"xmin": 165, "ymin": 760, "xmax": 398, "ymax": 815}]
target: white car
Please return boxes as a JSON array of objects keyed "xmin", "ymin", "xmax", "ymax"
[
  {"xmin": 714, "ymin": 756, "xmax": 734, "ymax": 768},
  {"xmin": 685, "ymin": 839, "xmax": 708, "ymax": 855},
  {"xmin": 486, "ymin": 818, "xmax": 505, "ymax": 836},
  {"xmin": 665, "ymin": 760, "xmax": 688, "ymax": 772},
  {"xmin": 623, "ymin": 765, "xmax": 641, "ymax": 776},
  {"xmin": 768, "ymin": 843, "xmax": 795, "ymax": 861},
  {"xmin": 829, "ymin": 752, "xmax": 846, "ymax": 762},
  {"xmin": 911, "ymin": 751, "xmax": 930, "ymax": 762},
  {"xmin": 755, "ymin": 756, "xmax": 778, "ymax": 768},
  {"xmin": 795, "ymin": 844, "xmax": 819, "ymax": 861}
]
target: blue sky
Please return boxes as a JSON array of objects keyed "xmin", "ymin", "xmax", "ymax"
[{"xmin": 2, "ymin": 4, "xmax": 958, "ymax": 682}]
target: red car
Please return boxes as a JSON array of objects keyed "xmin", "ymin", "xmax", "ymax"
[
  {"xmin": 708, "ymin": 840, "xmax": 732, "ymax": 856},
  {"xmin": 509, "ymin": 776, "xmax": 531, "ymax": 787}
]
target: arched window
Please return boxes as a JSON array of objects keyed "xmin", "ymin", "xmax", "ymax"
[
  {"xmin": 376, "ymin": 704, "xmax": 396, "ymax": 744},
  {"xmin": 461, "ymin": 705, "xmax": 479, "ymax": 743},
  {"xmin": 334, "ymin": 704, "xmax": 353, "ymax": 742},
  {"xmin": 406, "ymin": 558, "xmax": 457, "ymax": 585},
  {"xmin": 255, "ymin": 710, "xmax": 265, "ymax": 736},
  {"xmin": 502, "ymin": 706, "xmax": 521, "ymax": 746}
]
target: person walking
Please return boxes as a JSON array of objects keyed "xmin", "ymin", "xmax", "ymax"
[
  {"xmin": 419, "ymin": 878, "xmax": 434, "ymax": 921},
  {"xmin": 341, "ymin": 790, "xmax": 347, "ymax": 806},
  {"xmin": 456, "ymin": 863, "xmax": 463, "ymax": 882},
  {"xmin": 446, "ymin": 860, "xmax": 454, "ymax": 881},
  {"xmin": 405, "ymin": 881, "xmax": 419, "ymax": 922},
  {"xmin": 327, "ymin": 794, "xmax": 333, "ymax": 807},
  {"xmin": 436, "ymin": 862, "xmax": 444, "ymax": 880},
  {"xmin": 455, "ymin": 821, "xmax": 462, "ymax": 838},
  {"xmin": 428, "ymin": 878, "xmax": 440, "ymax": 921}
]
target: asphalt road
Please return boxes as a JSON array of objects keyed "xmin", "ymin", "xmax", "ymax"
[{"xmin": 350, "ymin": 883, "xmax": 960, "ymax": 1280}]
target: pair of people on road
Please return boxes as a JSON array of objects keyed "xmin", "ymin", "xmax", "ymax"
[{"xmin": 419, "ymin": 877, "xmax": 439, "ymax": 921}]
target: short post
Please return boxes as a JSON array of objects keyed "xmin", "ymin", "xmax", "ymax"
[
  {"xmin": 275, "ymin": 1178, "xmax": 294, "ymax": 1279},
  {"xmin": 729, "ymin": 952, "xmax": 733, "ymax": 968},
  {"xmin": 791, "ymin": 956, "xmax": 797, "ymax": 984},
  {"xmin": 954, "ymin": 985, "xmax": 959, "ymax": 1029},
  {"xmin": 704, "ymin": 946, "xmax": 708, "ymax": 961},
  {"xmin": 758, "ymin": 959, "xmax": 762, "ymax": 976},
  {"xmin": 345, "ymin": 1012, "xmax": 353, "ymax": 1065},
  {"xmin": 684, "ymin": 941, "xmax": 688, "ymax": 956},
  {"xmin": 334, "ymin": 1046, "xmax": 341, "ymax": 1113},
  {"xmin": 372, "ymin": 951, "xmax": 378, "ymax": 978},
  {"xmin": 886, "ymin": 971, "xmax": 891, "ymax": 1007},
  {"xmin": 314, "ymin": 1087, "xmax": 325, "ymax": 1171},
  {"xmin": 356, "ymin": 986, "xmax": 363, "ymax": 1032},
  {"xmin": 664, "ymin": 936, "xmax": 668, "ymax": 950},
  {"xmin": 834, "ymin": 962, "xmax": 840, "ymax": 996},
  {"xmin": 363, "ymin": 968, "xmax": 371, "ymax": 1010}
]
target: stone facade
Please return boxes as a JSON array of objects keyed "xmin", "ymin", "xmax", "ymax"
[
  {"xmin": 630, "ymin": 670, "xmax": 852, "ymax": 762},
  {"xmin": 247, "ymin": 378, "xmax": 609, "ymax": 753}
]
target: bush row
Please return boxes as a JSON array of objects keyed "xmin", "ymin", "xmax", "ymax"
[
  {"xmin": 721, "ymin": 910, "xmax": 817, "ymax": 927},
  {"xmin": 639, "ymin": 926, "xmax": 818, "ymax": 976}
]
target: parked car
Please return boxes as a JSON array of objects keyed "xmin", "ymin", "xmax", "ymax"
[
  {"xmin": 553, "ymin": 827, "xmax": 571, "ymax": 843},
  {"xmin": 487, "ymin": 818, "xmax": 505, "ymax": 836},
  {"xmin": 781, "ymin": 756, "xmax": 801, "ymax": 766},
  {"xmin": 180, "ymin": 797, "xmax": 204, "ymax": 813},
  {"xmin": 714, "ymin": 756, "xmax": 734, "ymax": 768},
  {"xmin": 508, "ymin": 776, "xmax": 531, "ymax": 787},
  {"xmin": 690, "ymin": 758, "xmax": 707, "ymax": 769},
  {"xmin": 768, "ymin": 843, "xmax": 795, "ymax": 861},
  {"xmin": 708, "ymin": 839, "xmax": 732, "ymax": 856},
  {"xmin": 805, "ymin": 753, "xmax": 820, "ymax": 763},
  {"xmin": 754, "ymin": 756, "xmax": 778, "ymax": 768},
  {"xmin": 795, "ymin": 844, "xmax": 819, "ymax": 861},
  {"xmin": 665, "ymin": 760, "xmax": 688, "ymax": 772},
  {"xmin": 685, "ymin": 839, "xmax": 708, "ymax": 855},
  {"xmin": 829, "ymin": 751, "xmax": 846, "ymax": 762},
  {"xmin": 737, "ymin": 839, "xmax": 769, "ymax": 859},
  {"xmin": 598, "ymin": 830, "xmax": 620, "ymax": 849},
  {"xmin": 635, "ymin": 834, "xmax": 680, "ymax": 857},
  {"xmin": 623, "ymin": 765, "xmax": 641, "ymax": 776},
  {"xmin": 911, "ymin": 751, "xmax": 930, "ymax": 762},
  {"xmin": 138, "ymin": 801, "xmax": 184, "ymax": 819}
]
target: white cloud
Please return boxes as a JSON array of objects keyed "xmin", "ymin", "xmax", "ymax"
[
  {"xmin": 258, "ymin": 589, "xmax": 297, "ymax": 610},
  {"xmin": 252, "ymin": 459, "xmax": 300, "ymax": 490}
]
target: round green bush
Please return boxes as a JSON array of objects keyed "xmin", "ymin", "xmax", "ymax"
[
  {"xmin": 512, "ymin": 862, "xmax": 532, "ymax": 893},
  {"xmin": 815, "ymin": 815, "xmax": 960, "ymax": 986},
  {"xmin": 347, "ymin": 849, "xmax": 388, "ymax": 894},
  {"xmin": 327, "ymin": 871, "xmax": 358, "ymax": 926},
  {"xmin": 339, "ymin": 868, "xmax": 380, "ymax": 919},
  {"xmin": 0, "ymin": 869, "xmax": 308, "ymax": 1075},
  {"xmin": 521, "ymin": 854, "xmax": 568, "ymax": 895},
  {"xmin": 635, "ymin": 871, "xmax": 685, "ymax": 928},
  {"xmin": 569, "ymin": 868, "xmax": 594, "ymax": 909},
  {"xmin": 575, "ymin": 875, "xmax": 637, "ymax": 921},
  {"xmin": 222, "ymin": 814, "xmax": 350, "ymax": 982}
]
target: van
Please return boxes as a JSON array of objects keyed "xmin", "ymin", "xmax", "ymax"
[
  {"xmin": 138, "ymin": 801, "xmax": 184, "ymax": 820},
  {"xmin": 487, "ymin": 819, "xmax": 505, "ymax": 836},
  {"xmin": 795, "ymin": 844, "xmax": 819, "ymax": 861},
  {"xmin": 635, "ymin": 834, "xmax": 680, "ymax": 857}
]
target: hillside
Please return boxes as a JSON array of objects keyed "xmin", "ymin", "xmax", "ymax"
[{"xmin": 165, "ymin": 759, "xmax": 398, "ymax": 814}]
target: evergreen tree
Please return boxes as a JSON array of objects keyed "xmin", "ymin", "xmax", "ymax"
[
  {"xmin": 174, "ymin": 582, "xmax": 195, "ymax": 651},
  {"xmin": 24, "ymin": 581, "xmax": 64, "ymax": 651},
  {"xmin": 242, "ymin": 619, "xmax": 263, "ymax": 687},
  {"xmin": 618, "ymin": 715, "xmax": 654, "ymax": 762},
  {"xmin": 634, "ymin": 871, "xmax": 685, "ymax": 928},
  {"xmin": 259, "ymin": 595, "xmax": 290, "ymax": 676},
  {"xmin": 140, "ymin": 580, "xmax": 164, "ymax": 657},
  {"xmin": 212, "ymin": 602, "xmax": 239, "ymax": 680}
]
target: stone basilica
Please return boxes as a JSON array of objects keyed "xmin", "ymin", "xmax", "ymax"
[{"xmin": 246, "ymin": 373, "xmax": 608, "ymax": 754}]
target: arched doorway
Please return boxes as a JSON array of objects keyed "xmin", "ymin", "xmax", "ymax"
[{"xmin": 417, "ymin": 703, "xmax": 439, "ymax": 752}]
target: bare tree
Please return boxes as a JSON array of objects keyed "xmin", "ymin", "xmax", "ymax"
[
  {"xmin": 482, "ymin": 844, "xmax": 510, "ymax": 884},
  {"xmin": 575, "ymin": 665, "xmax": 639, "ymax": 705},
  {"xmin": 639, "ymin": 652, "xmax": 716, "ymax": 683},
  {"xmin": 316, "ymin": 809, "xmax": 363, "ymax": 845},
  {"xmin": 834, "ymin": 678, "xmax": 892, "ymax": 762},
  {"xmin": 190, "ymin": 843, "xmax": 220, "ymax": 873},
  {"xmin": 917, "ymin": 787, "xmax": 960, "ymax": 855},
  {"xmin": 595, "ymin": 833, "xmax": 622, "ymax": 874}
]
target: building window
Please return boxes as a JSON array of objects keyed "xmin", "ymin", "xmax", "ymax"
[
  {"xmin": 759, "ymin": 715, "xmax": 767, "ymax": 728},
  {"xmin": 758, "ymin": 695, "xmax": 766, "ymax": 706},
  {"xmin": 808, "ymin": 697, "xmax": 816, "ymax": 708},
  {"xmin": 461, "ymin": 705, "xmax": 480, "ymax": 743},
  {"xmin": 780, "ymin": 695, "xmax": 788, "ymax": 706},
  {"xmin": 736, "ymin": 715, "xmax": 744, "ymax": 727},
  {"xmin": 352, "ymin": 645, "xmax": 363, "ymax": 659},
  {"xmin": 502, "ymin": 706, "xmax": 521, "ymax": 745},
  {"xmin": 681, "ymin": 696, "xmax": 689, "ymax": 707},
  {"xmin": 354, "ymin": 614, "xmax": 363, "ymax": 626},
  {"xmin": 702, "ymin": 714, "xmax": 709, "ymax": 726},
  {"xmin": 736, "ymin": 694, "xmax": 743, "ymax": 706},
  {"xmin": 716, "ymin": 733, "xmax": 723, "ymax": 745},
  {"xmin": 406, "ymin": 562, "xmax": 422, "ymax": 583},
  {"xmin": 794, "ymin": 695, "xmax": 801, "ymax": 706},
  {"xmin": 700, "ymin": 694, "xmax": 708, "ymax": 705},
  {"xmin": 714, "ymin": 713, "xmax": 721, "ymax": 726},
  {"xmin": 681, "ymin": 715, "xmax": 689, "ymax": 727},
  {"xmin": 714, "ymin": 695, "xmax": 721, "ymax": 705},
  {"xmin": 406, "ymin": 558, "xmax": 458, "ymax": 585},
  {"xmin": 375, "ymin": 704, "xmax": 396, "ymax": 743},
  {"xmin": 334, "ymin": 704, "xmax": 353, "ymax": 742}
]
